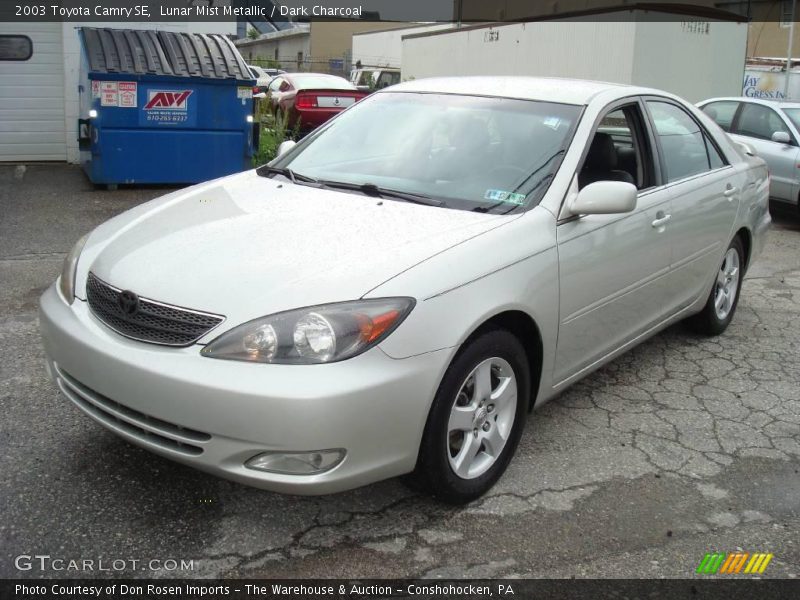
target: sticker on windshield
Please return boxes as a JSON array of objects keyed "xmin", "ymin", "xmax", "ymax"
[
  {"xmin": 542, "ymin": 116, "xmax": 562, "ymax": 130},
  {"xmin": 484, "ymin": 189, "xmax": 527, "ymax": 205}
]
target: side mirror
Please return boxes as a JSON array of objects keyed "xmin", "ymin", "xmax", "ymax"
[
  {"xmin": 277, "ymin": 140, "xmax": 296, "ymax": 157},
  {"xmin": 771, "ymin": 131, "xmax": 792, "ymax": 145},
  {"xmin": 570, "ymin": 181, "xmax": 638, "ymax": 216}
]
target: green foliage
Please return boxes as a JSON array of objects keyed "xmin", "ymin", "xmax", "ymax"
[
  {"xmin": 251, "ymin": 57, "xmax": 281, "ymax": 70},
  {"xmin": 246, "ymin": 27, "xmax": 259, "ymax": 40},
  {"xmin": 252, "ymin": 101, "xmax": 301, "ymax": 167}
]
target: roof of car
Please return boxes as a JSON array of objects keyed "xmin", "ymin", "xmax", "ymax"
[
  {"xmin": 388, "ymin": 76, "xmax": 662, "ymax": 105},
  {"xmin": 700, "ymin": 96, "xmax": 800, "ymax": 109}
]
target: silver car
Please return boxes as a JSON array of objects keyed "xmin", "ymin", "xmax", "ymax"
[
  {"xmin": 40, "ymin": 78, "xmax": 771, "ymax": 504},
  {"xmin": 698, "ymin": 97, "xmax": 800, "ymax": 213}
]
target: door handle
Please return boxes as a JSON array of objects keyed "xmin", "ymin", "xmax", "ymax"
[
  {"xmin": 723, "ymin": 186, "xmax": 738, "ymax": 197},
  {"xmin": 651, "ymin": 214, "xmax": 671, "ymax": 228}
]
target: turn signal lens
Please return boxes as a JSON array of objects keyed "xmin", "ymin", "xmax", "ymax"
[
  {"xmin": 201, "ymin": 298, "xmax": 414, "ymax": 364},
  {"xmin": 58, "ymin": 233, "xmax": 89, "ymax": 305},
  {"xmin": 357, "ymin": 309, "xmax": 401, "ymax": 343}
]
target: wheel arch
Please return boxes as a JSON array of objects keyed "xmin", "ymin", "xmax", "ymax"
[
  {"xmin": 461, "ymin": 310, "xmax": 544, "ymax": 412},
  {"xmin": 735, "ymin": 226, "xmax": 752, "ymax": 273}
]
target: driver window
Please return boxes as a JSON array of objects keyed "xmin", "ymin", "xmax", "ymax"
[{"xmin": 580, "ymin": 104, "xmax": 652, "ymax": 190}]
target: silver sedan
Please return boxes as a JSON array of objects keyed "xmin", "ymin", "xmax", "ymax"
[
  {"xmin": 698, "ymin": 96, "xmax": 800, "ymax": 213},
  {"xmin": 40, "ymin": 77, "xmax": 771, "ymax": 503}
]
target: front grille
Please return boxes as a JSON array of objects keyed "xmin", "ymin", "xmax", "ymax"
[
  {"xmin": 86, "ymin": 272, "xmax": 224, "ymax": 347},
  {"xmin": 56, "ymin": 365, "xmax": 210, "ymax": 456}
]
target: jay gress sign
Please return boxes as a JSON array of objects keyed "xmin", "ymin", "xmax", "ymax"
[{"xmin": 141, "ymin": 89, "xmax": 195, "ymax": 126}]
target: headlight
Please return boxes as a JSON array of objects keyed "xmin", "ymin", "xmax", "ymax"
[
  {"xmin": 201, "ymin": 298, "xmax": 415, "ymax": 364},
  {"xmin": 58, "ymin": 233, "xmax": 89, "ymax": 305}
]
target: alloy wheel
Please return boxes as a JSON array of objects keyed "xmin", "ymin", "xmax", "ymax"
[
  {"xmin": 714, "ymin": 247, "xmax": 740, "ymax": 321},
  {"xmin": 447, "ymin": 357, "xmax": 518, "ymax": 479}
]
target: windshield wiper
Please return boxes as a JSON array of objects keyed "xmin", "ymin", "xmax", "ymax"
[
  {"xmin": 318, "ymin": 181, "xmax": 444, "ymax": 207},
  {"xmin": 257, "ymin": 165, "xmax": 319, "ymax": 185},
  {"xmin": 472, "ymin": 151, "xmax": 566, "ymax": 214}
]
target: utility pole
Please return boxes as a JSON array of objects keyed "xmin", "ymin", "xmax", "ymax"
[{"xmin": 785, "ymin": 0, "xmax": 797, "ymax": 99}]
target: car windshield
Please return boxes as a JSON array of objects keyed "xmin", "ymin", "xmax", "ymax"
[
  {"xmin": 291, "ymin": 75, "xmax": 354, "ymax": 90},
  {"xmin": 781, "ymin": 107, "xmax": 800, "ymax": 132},
  {"xmin": 274, "ymin": 92, "xmax": 581, "ymax": 214}
]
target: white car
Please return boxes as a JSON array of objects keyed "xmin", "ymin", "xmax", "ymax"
[
  {"xmin": 40, "ymin": 77, "xmax": 770, "ymax": 503},
  {"xmin": 248, "ymin": 64, "xmax": 284, "ymax": 93}
]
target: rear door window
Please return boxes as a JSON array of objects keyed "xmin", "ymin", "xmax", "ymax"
[
  {"xmin": 734, "ymin": 103, "xmax": 792, "ymax": 141},
  {"xmin": 647, "ymin": 101, "xmax": 717, "ymax": 183},
  {"xmin": 700, "ymin": 101, "xmax": 740, "ymax": 132}
]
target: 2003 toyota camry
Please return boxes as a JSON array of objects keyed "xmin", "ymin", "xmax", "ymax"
[{"xmin": 40, "ymin": 77, "xmax": 770, "ymax": 503}]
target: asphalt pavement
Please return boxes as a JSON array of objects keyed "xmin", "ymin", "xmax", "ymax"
[{"xmin": 1, "ymin": 164, "xmax": 798, "ymax": 579}]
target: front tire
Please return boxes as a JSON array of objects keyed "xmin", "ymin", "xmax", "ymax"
[
  {"xmin": 688, "ymin": 236, "xmax": 745, "ymax": 336},
  {"xmin": 411, "ymin": 329, "xmax": 530, "ymax": 504}
]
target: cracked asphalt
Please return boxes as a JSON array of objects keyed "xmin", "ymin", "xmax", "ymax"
[{"xmin": 1, "ymin": 164, "xmax": 798, "ymax": 579}]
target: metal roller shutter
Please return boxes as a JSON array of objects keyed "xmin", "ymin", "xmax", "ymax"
[{"xmin": 0, "ymin": 23, "xmax": 66, "ymax": 161}]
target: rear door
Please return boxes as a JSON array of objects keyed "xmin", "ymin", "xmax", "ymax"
[
  {"xmin": 555, "ymin": 99, "xmax": 674, "ymax": 384},
  {"xmin": 645, "ymin": 98, "xmax": 744, "ymax": 308}
]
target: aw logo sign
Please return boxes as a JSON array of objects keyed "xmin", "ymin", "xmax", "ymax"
[
  {"xmin": 141, "ymin": 89, "xmax": 195, "ymax": 127},
  {"xmin": 144, "ymin": 90, "xmax": 192, "ymax": 110}
]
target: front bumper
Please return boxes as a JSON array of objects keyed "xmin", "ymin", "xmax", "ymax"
[{"xmin": 39, "ymin": 283, "xmax": 450, "ymax": 494}]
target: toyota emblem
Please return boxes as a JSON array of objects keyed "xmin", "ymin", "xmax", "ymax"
[{"xmin": 118, "ymin": 290, "xmax": 140, "ymax": 316}]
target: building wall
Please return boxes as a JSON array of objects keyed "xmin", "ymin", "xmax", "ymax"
[
  {"xmin": 748, "ymin": 20, "xmax": 800, "ymax": 58},
  {"xmin": 309, "ymin": 21, "xmax": 409, "ymax": 76},
  {"xmin": 631, "ymin": 19, "xmax": 748, "ymax": 102},
  {"xmin": 402, "ymin": 16, "xmax": 747, "ymax": 102},
  {"xmin": 0, "ymin": 22, "xmax": 66, "ymax": 161},
  {"xmin": 237, "ymin": 34, "xmax": 311, "ymax": 70},
  {"xmin": 352, "ymin": 23, "xmax": 455, "ymax": 69},
  {"xmin": 402, "ymin": 20, "xmax": 637, "ymax": 82}
]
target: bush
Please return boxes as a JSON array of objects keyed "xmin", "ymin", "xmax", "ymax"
[{"xmin": 252, "ymin": 101, "xmax": 300, "ymax": 167}]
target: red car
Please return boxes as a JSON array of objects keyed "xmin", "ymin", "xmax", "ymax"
[{"xmin": 266, "ymin": 73, "xmax": 368, "ymax": 133}]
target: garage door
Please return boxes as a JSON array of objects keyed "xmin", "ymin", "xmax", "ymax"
[{"xmin": 0, "ymin": 23, "xmax": 66, "ymax": 161}]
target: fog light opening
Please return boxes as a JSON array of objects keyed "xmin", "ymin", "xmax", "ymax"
[{"xmin": 245, "ymin": 449, "xmax": 345, "ymax": 475}]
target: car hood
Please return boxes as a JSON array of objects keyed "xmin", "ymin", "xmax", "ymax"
[{"xmin": 85, "ymin": 170, "xmax": 511, "ymax": 331}]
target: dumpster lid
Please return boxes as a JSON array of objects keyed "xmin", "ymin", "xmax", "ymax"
[{"xmin": 79, "ymin": 28, "xmax": 252, "ymax": 80}]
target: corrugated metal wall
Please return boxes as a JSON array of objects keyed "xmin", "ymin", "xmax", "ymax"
[
  {"xmin": 401, "ymin": 21, "xmax": 637, "ymax": 83},
  {"xmin": 401, "ymin": 18, "xmax": 747, "ymax": 103},
  {"xmin": 0, "ymin": 22, "xmax": 66, "ymax": 161}
]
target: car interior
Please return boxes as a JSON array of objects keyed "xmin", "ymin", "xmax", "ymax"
[{"xmin": 580, "ymin": 107, "xmax": 647, "ymax": 190}]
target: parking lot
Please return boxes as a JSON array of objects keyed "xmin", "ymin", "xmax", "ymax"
[{"xmin": 1, "ymin": 163, "xmax": 798, "ymax": 579}]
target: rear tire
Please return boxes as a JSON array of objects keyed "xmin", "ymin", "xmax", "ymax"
[
  {"xmin": 410, "ymin": 329, "xmax": 530, "ymax": 504},
  {"xmin": 688, "ymin": 236, "xmax": 745, "ymax": 336}
]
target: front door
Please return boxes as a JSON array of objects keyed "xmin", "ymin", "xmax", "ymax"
[{"xmin": 555, "ymin": 100, "xmax": 673, "ymax": 384}]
